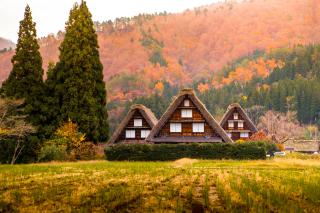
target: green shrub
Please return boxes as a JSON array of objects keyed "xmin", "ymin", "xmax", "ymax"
[
  {"xmin": 105, "ymin": 142, "xmax": 267, "ymax": 161},
  {"xmin": 38, "ymin": 144, "xmax": 67, "ymax": 162}
]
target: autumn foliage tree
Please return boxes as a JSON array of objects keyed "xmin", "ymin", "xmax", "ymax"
[
  {"xmin": 0, "ymin": 99, "xmax": 36, "ymax": 164},
  {"xmin": 258, "ymin": 111, "xmax": 305, "ymax": 143},
  {"xmin": 39, "ymin": 120, "xmax": 95, "ymax": 162},
  {"xmin": 55, "ymin": 120, "xmax": 94, "ymax": 160}
]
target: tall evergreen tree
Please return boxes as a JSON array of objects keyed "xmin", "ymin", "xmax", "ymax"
[
  {"xmin": 0, "ymin": 5, "xmax": 44, "ymax": 162},
  {"xmin": 51, "ymin": 1, "xmax": 109, "ymax": 142},
  {"xmin": 0, "ymin": 5, "xmax": 45, "ymax": 135},
  {"xmin": 0, "ymin": 5, "xmax": 43, "ymax": 99}
]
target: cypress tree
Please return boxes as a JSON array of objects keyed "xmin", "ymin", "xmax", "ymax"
[
  {"xmin": 52, "ymin": 1, "xmax": 109, "ymax": 142},
  {"xmin": 0, "ymin": 5, "xmax": 45, "ymax": 135},
  {"xmin": 0, "ymin": 5, "xmax": 43, "ymax": 99}
]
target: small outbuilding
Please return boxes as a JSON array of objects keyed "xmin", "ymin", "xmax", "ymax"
[
  {"xmin": 220, "ymin": 103, "xmax": 258, "ymax": 141},
  {"xmin": 108, "ymin": 104, "xmax": 158, "ymax": 144},
  {"xmin": 147, "ymin": 89, "xmax": 232, "ymax": 143},
  {"xmin": 284, "ymin": 140, "xmax": 319, "ymax": 153}
]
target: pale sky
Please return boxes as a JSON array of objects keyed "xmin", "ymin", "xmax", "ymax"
[{"xmin": 0, "ymin": 0, "xmax": 220, "ymax": 42}]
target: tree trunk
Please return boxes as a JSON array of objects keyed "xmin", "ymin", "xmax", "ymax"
[{"xmin": 11, "ymin": 139, "xmax": 24, "ymax": 165}]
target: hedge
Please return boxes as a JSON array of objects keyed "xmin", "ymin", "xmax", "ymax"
[{"xmin": 105, "ymin": 142, "xmax": 271, "ymax": 161}]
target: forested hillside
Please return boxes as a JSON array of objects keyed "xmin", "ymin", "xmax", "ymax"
[
  {"xmin": 118, "ymin": 44, "xmax": 320, "ymax": 132},
  {"xmin": 1, "ymin": 0, "xmax": 320, "ymax": 102},
  {"xmin": 0, "ymin": 37, "xmax": 15, "ymax": 51}
]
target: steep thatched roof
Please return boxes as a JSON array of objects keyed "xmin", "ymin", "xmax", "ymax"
[
  {"xmin": 108, "ymin": 104, "xmax": 158, "ymax": 144},
  {"xmin": 220, "ymin": 103, "xmax": 258, "ymax": 132},
  {"xmin": 147, "ymin": 88, "xmax": 233, "ymax": 143}
]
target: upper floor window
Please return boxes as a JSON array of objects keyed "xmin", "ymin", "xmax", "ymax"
[
  {"xmin": 134, "ymin": 119, "xmax": 142, "ymax": 127},
  {"xmin": 238, "ymin": 121, "xmax": 244, "ymax": 128},
  {"xmin": 181, "ymin": 109, "xmax": 192, "ymax": 118},
  {"xmin": 233, "ymin": 113, "xmax": 239, "ymax": 120},
  {"xmin": 184, "ymin": 99, "xmax": 190, "ymax": 107},
  {"xmin": 170, "ymin": 123, "xmax": 182, "ymax": 133},
  {"xmin": 192, "ymin": 123, "xmax": 204, "ymax": 133},
  {"xmin": 125, "ymin": 130, "xmax": 135, "ymax": 139}
]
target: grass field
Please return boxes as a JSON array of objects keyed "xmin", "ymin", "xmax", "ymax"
[{"xmin": 1, "ymin": 156, "xmax": 320, "ymax": 212}]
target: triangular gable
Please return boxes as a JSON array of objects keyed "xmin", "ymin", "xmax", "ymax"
[
  {"xmin": 108, "ymin": 104, "xmax": 158, "ymax": 144},
  {"xmin": 147, "ymin": 89, "xmax": 233, "ymax": 143},
  {"xmin": 220, "ymin": 103, "xmax": 258, "ymax": 132}
]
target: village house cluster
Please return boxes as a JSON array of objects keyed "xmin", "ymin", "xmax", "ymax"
[{"xmin": 108, "ymin": 89, "xmax": 258, "ymax": 144}]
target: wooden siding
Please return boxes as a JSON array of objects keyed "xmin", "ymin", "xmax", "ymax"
[
  {"xmin": 222, "ymin": 108, "xmax": 253, "ymax": 141},
  {"xmin": 157, "ymin": 97, "xmax": 219, "ymax": 138},
  {"xmin": 117, "ymin": 110, "xmax": 152, "ymax": 143}
]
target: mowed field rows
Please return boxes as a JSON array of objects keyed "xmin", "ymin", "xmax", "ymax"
[{"xmin": 1, "ymin": 158, "xmax": 320, "ymax": 212}]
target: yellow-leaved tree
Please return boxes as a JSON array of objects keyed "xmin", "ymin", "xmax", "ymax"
[
  {"xmin": 39, "ymin": 119, "xmax": 95, "ymax": 162},
  {"xmin": 56, "ymin": 120, "xmax": 95, "ymax": 160}
]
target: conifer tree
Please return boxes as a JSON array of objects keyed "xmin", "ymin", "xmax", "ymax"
[
  {"xmin": 0, "ymin": 5, "xmax": 43, "ymax": 99},
  {"xmin": 51, "ymin": 1, "xmax": 109, "ymax": 142},
  {"xmin": 0, "ymin": 5, "xmax": 45, "ymax": 138}
]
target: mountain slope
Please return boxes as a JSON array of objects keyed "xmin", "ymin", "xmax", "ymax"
[
  {"xmin": 0, "ymin": 37, "xmax": 15, "ymax": 51},
  {"xmin": 121, "ymin": 44, "xmax": 320, "ymax": 131},
  {"xmin": 1, "ymin": 0, "xmax": 320, "ymax": 101}
]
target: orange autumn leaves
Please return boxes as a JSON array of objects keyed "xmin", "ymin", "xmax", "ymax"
[
  {"xmin": 152, "ymin": 57, "xmax": 285, "ymax": 95},
  {"xmin": 197, "ymin": 83, "xmax": 210, "ymax": 93},
  {"xmin": 209, "ymin": 58, "xmax": 285, "ymax": 91},
  {"xmin": 154, "ymin": 81, "xmax": 164, "ymax": 94},
  {"xmin": 1, "ymin": 0, "xmax": 317, "ymax": 101},
  {"xmin": 143, "ymin": 57, "xmax": 190, "ymax": 86}
]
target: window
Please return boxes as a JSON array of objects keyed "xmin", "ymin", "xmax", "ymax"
[
  {"xmin": 228, "ymin": 121, "xmax": 234, "ymax": 128},
  {"xmin": 192, "ymin": 123, "xmax": 204, "ymax": 133},
  {"xmin": 233, "ymin": 113, "xmax": 239, "ymax": 120},
  {"xmin": 184, "ymin": 99, "xmax": 190, "ymax": 107},
  {"xmin": 170, "ymin": 123, "xmax": 182, "ymax": 133},
  {"xmin": 240, "ymin": 132, "xmax": 249, "ymax": 138},
  {"xmin": 181, "ymin": 109, "xmax": 192, "ymax": 118},
  {"xmin": 141, "ymin": 130, "xmax": 150, "ymax": 138},
  {"xmin": 125, "ymin": 130, "xmax": 135, "ymax": 138},
  {"xmin": 134, "ymin": 119, "xmax": 142, "ymax": 127},
  {"xmin": 238, "ymin": 121, "xmax": 244, "ymax": 128},
  {"xmin": 227, "ymin": 133, "xmax": 232, "ymax": 138}
]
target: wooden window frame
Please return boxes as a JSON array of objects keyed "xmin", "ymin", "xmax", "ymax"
[
  {"xmin": 181, "ymin": 109, "xmax": 192, "ymax": 118},
  {"xmin": 141, "ymin": 130, "xmax": 150, "ymax": 138},
  {"xmin": 228, "ymin": 121, "xmax": 234, "ymax": 128},
  {"xmin": 184, "ymin": 99, "xmax": 190, "ymax": 107},
  {"xmin": 133, "ymin": 119, "xmax": 143, "ymax": 127},
  {"xmin": 192, "ymin": 123, "xmax": 204, "ymax": 133},
  {"xmin": 170, "ymin": 123, "xmax": 182, "ymax": 133},
  {"xmin": 233, "ymin": 113, "xmax": 239, "ymax": 120},
  {"xmin": 125, "ymin": 130, "xmax": 135, "ymax": 138},
  {"xmin": 240, "ymin": 132, "xmax": 249, "ymax": 138}
]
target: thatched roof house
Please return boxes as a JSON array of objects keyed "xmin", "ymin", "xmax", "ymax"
[
  {"xmin": 220, "ymin": 103, "xmax": 258, "ymax": 141},
  {"xmin": 108, "ymin": 104, "xmax": 158, "ymax": 144},
  {"xmin": 147, "ymin": 89, "xmax": 232, "ymax": 143}
]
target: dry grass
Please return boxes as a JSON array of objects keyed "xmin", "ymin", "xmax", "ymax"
[
  {"xmin": 172, "ymin": 158, "xmax": 198, "ymax": 168},
  {"xmin": 0, "ymin": 157, "xmax": 320, "ymax": 212}
]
